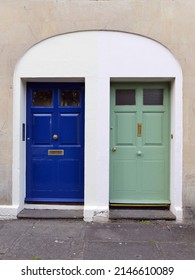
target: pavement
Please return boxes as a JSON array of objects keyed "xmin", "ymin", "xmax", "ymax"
[{"xmin": 0, "ymin": 218, "xmax": 195, "ymax": 260}]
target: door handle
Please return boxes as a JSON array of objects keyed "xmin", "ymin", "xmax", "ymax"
[
  {"xmin": 53, "ymin": 134, "xmax": 58, "ymax": 140},
  {"xmin": 112, "ymin": 147, "xmax": 117, "ymax": 152},
  {"xmin": 137, "ymin": 151, "xmax": 142, "ymax": 156}
]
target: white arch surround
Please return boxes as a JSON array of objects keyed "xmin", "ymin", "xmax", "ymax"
[{"xmin": 10, "ymin": 31, "xmax": 183, "ymax": 221}]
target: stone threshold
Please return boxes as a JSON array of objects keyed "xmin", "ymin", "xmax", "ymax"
[
  {"xmin": 17, "ymin": 209, "xmax": 83, "ymax": 219},
  {"xmin": 17, "ymin": 209, "xmax": 176, "ymax": 220},
  {"xmin": 109, "ymin": 209, "xmax": 176, "ymax": 220}
]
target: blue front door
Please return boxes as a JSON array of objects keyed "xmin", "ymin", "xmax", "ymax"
[{"xmin": 26, "ymin": 82, "xmax": 84, "ymax": 202}]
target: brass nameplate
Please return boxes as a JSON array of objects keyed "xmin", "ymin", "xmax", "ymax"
[{"xmin": 48, "ymin": 150, "xmax": 64, "ymax": 156}]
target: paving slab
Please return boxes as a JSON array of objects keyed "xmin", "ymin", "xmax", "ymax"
[
  {"xmin": 0, "ymin": 219, "xmax": 195, "ymax": 260},
  {"xmin": 84, "ymin": 241, "xmax": 162, "ymax": 260},
  {"xmin": 3, "ymin": 234, "xmax": 72, "ymax": 260},
  {"xmin": 29, "ymin": 220, "xmax": 85, "ymax": 240},
  {"xmin": 157, "ymin": 242, "xmax": 195, "ymax": 260},
  {"xmin": 166, "ymin": 223, "xmax": 195, "ymax": 242},
  {"xmin": 85, "ymin": 222, "xmax": 176, "ymax": 242},
  {"xmin": 70, "ymin": 240, "xmax": 85, "ymax": 260},
  {"xmin": 0, "ymin": 220, "xmax": 35, "ymax": 254}
]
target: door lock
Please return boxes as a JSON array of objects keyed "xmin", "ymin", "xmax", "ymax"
[
  {"xmin": 112, "ymin": 147, "xmax": 117, "ymax": 152},
  {"xmin": 53, "ymin": 134, "xmax": 58, "ymax": 140}
]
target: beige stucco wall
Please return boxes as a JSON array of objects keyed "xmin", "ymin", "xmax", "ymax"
[{"xmin": 0, "ymin": 0, "xmax": 194, "ymax": 209}]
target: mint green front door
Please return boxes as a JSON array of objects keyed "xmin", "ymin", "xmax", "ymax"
[{"xmin": 110, "ymin": 83, "xmax": 170, "ymax": 204}]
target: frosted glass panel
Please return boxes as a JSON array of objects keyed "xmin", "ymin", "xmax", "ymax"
[
  {"xmin": 116, "ymin": 89, "xmax": 135, "ymax": 105},
  {"xmin": 143, "ymin": 89, "xmax": 163, "ymax": 105}
]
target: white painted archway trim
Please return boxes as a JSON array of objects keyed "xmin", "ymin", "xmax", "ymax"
[{"xmin": 10, "ymin": 31, "xmax": 183, "ymax": 221}]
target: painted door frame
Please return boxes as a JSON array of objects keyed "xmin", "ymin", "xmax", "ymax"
[{"xmin": 9, "ymin": 31, "xmax": 183, "ymax": 221}]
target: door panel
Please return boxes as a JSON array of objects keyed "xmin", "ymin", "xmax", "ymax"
[
  {"xmin": 113, "ymin": 160, "xmax": 137, "ymax": 191},
  {"xmin": 142, "ymin": 160, "xmax": 165, "ymax": 192},
  {"xmin": 32, "ymin": 159, "xmax": 55, "ymax": 191},
  {"xmin": 110, "ymin": 83, "xmax": 170, "ymax": 204},
  {"xmin": 26, "ymin": 83, "xmax": 84, "ymax": 202},
  {"xmin": 32, "ymin": 114, "xmax": 52, "ymax": 145},
  {"xmin": 59, "ymin": 113, "xmax": 80, "ymax": 145},
  {"xmin": 143, "ymin": 112, "xmax": 163, "ymax": 145},
  {"xmin": 115, "ymin": 113, "xmax": 136, "ymax": 145},
  {"xmin": 58, "ymin": 159, "xmax": 81, "ymax": 191}
]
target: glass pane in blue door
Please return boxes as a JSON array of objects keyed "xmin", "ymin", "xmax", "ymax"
[
  {"xmin": 60, "ymin": 90, "xmax": 80, "ymax": 106},
  {"xmin": 32, "ymin": 90, "xmax": 52, "ymax": 106}
]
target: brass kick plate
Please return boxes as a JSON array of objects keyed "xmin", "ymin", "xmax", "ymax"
[{"xmin": 48, "ymin": 150, "xmax": 64, "ymax": 156}]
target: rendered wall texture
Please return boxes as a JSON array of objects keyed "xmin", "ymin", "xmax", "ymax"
[{"xmin": 0, "ymin": 0, "xmax": 194, "ymax": 207}]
